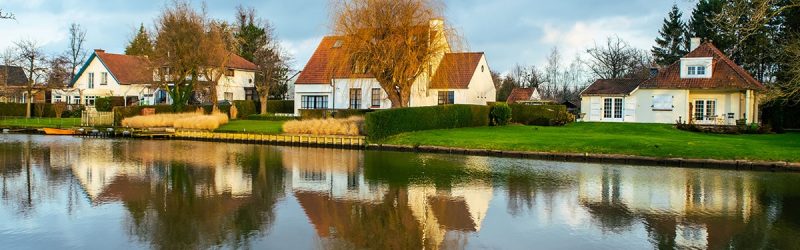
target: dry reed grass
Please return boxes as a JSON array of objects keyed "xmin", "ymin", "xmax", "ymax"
[
  {"xmin": 282, "ymin": 116, "xmax": 364, "ymax": 136},
  {"xmin": 122, "ymin": 111, "xmax": 229, "ymax": 130}
]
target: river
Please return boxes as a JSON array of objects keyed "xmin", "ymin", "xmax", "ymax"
[{"xmin": 0, "ymin": 134, "xmax": 798, "ymax": 249}]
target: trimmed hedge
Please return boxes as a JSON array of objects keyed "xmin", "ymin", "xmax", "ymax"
[
  {"xmin": 264, "ymin": 100, "xmax": 295, "ymax": 114},
  {"xmin": 0, "ymin": 103, "xmax": 28, "ymax": 116},
  {"xmin": 509, "ymin": 104, "xmax": 573, "ymax": 126},
  {"xmin": 365, "ymin": 105, "xmax": 490, "ymax": 140},
  {"xmin": 246, "ymin": 114, "xmax": 298, "ymax": 121},
  {"xmin": 232, "ymin": 100, "xmax": 256, "ymax": 118},
  {"xmin": 0, "ymin": 103, "xmax": 82, "ymax": 118},
  {"xmin": 300, "ymin": 109, "xmax": 374, "ymax": 119}
]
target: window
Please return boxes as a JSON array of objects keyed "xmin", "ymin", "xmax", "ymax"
[
  {"xmin": 72, "ymin": 96, "xmax": 80, "ymax": 105},
  {"xmin": 225, "ymin": 69, "xmax": 234, "ymax": 77},
  {"xmin": 603, "ymin": 97, "xmax": 624, "ymax": 119},
  {"xmin": 438, "ymin": 91, "xmax": 454, "ymax": 105},
  {"xmin": 245, "ymin": 88, "xmax": 256, "ymax": 101},
  {"xmin": 694, "ymin": 100, "xmax": 716, "ymax": 121},
  {"xmin": 301, "ymin": 95, "xmax": 328, "ymax": 109},
  {"xmin": 101, "ymin": 72, "xmax": 108, "ymax": 85},
  {"xmin": 332, "ymin": 40, "xmax": 343, "ymax": 48},
  {"xmin": 224, "ymin": 92, "xmax": 233, "ymax": 101},
  {"xmin": 88, "ymin": 73, "xmax": 94, "ymax": 89},
  {"xmin": 652, "ymin": 95, "xmax": 673, "ymax": 111},
  {"xmin": 85, "ymin": 96, "xmax": 96, "ymax": 106},
  {"xmin": 349, "ymin": 88, "xmax": 362, "ymax": 109},
  {"xmin": 371, "ymin": 88, "xmax": 381, "ymax": 107},
  {"xmin": 688, "ymin": 66, "xmax": 706, "ymax": 76}
]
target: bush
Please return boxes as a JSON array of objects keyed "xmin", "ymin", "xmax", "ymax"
[
  {"xmin": 246, "ymin": 114, "xmax": 298, "ymax": 121},
  {"xmin": 300, "ymin": 109, "xmax": 374, "ymax": 119},
  {"xmin": 232, "ymin": 100, "xmax": 256, "ymax": 118},
  {"xmin": 365, "ymin": 104, "xmax": 490, "ymax": 140},
  {"xmin": 490, "ymin": 102, "xmax": 512, "ymax": 126},
  {"xmin": 283, "ymin": 116, "xmax": 364, "ymax": 136},
  {"xmin": 264, "ymin": 100, "xmax": 295, "ymax": 114},
  {"xmin": 52, "ymin": 102, "xmax": 67, "ymax": 118},
  {"xmin": 510, "ymin": 104, "xmax": 572, "ymax": 126},
  {"xmin": 95, "ymin": 97, "xmax": 113, "ymax": 112},
  {"xmin": 229, "ymin": 105, "xmax": 239, "ymax": 120},
  {"xmin": 0, "ymin": 103, "xmax": 27, "ymax": 116}
]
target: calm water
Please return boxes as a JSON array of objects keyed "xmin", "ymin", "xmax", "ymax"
[{"xmin": 1, "ymin": 135, "xmax": 799, "ymax": 250}]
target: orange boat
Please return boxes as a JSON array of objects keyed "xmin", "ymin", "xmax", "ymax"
[{"xmin": 43, "ymin": 128, "xmax": 77, "ymax": 135}]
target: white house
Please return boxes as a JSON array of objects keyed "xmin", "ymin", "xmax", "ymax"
[
  {"xmin": 292, "ymin": 19, "xmax": 496, "ymax": 115},
  {"xmin": 52, "ymin": 49, "xmax": 258, "ymax": 106},
  {"xmin": 580, "ymin": 39, "xmax": 765, "ymax": 124}
]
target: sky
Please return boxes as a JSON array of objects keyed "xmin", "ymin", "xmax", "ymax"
[{"xmin": 0, "ymin": 0, "xmax": 698, "ymax": 75}]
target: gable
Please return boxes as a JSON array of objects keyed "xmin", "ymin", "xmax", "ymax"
[
  {"xmin": 295, "ymin": 36, "xmax": 373, "ymax": 85},
  {"xmin": 0, "ymin": 65, "xmax": 28, "ymax": 86},
  {"xmin": 430, "ymin": 52, "xmax": 484, "ymax": 89},
  {"xmin": 641, "ymin": 42, "xmax": 764, "ymax": 90}
]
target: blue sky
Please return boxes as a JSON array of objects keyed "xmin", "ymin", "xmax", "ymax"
[{"xmin": 0, "ymin": 0, "xmax": 696, "ymax": 74}]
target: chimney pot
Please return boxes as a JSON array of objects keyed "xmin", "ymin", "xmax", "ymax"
[
  {"xmin": 690, "ymin": 38, "xmax": 701, "ymax": 51},
  {"xmin": 94, "ymin": 49, "xmax": 105, "ymax": 53}
]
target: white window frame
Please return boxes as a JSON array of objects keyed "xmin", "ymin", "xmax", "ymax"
[
  {"xmin": 602, "ymin": 97, "xmax": 624, "ymax": 121},
  {"xmin": 693, "ymin": 99, "xmax": 717, "ymax": 123},
  {"xmin": 101, "ymin": 72, "xmax": 108, "ymax": 85},
  {"xmin": 87, "ymin": 73, "xmax": 94, "ymax": 89}
]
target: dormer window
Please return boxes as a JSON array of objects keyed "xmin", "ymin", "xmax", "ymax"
[
  {"xmin": 680, "ymin": 57, "xmax": 712, "ymax": 78},
  {"xmin": 688, "ymin": 66, "xmax": 705, "ymax": 76}
]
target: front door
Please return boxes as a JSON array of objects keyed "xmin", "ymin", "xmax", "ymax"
[
  {"xmin": 603, "ymin": 97, "xmax": 624, "ymax": 121},
  {"xmin": 694, "ymin": 99, "xmax": 717, "ymax": 124}
]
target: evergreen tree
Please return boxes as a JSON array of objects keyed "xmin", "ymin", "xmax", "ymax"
[
  {"xmin": 652, "ymin": 4, "xmax": 688, "ymax": 66},
  {"xmin": 688, "ymin": 0, "xmax": 732, "ymax": 53},
  {"xmin": 125, "ymin": 24, "xmax": 153, "ymax": 56},
  {"xmin": 234, "ymin": 6, "xmax": 267, "ymax": 63}
]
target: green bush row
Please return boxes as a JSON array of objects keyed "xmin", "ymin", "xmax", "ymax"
[
  {"xmin": 261, "ymin": 100, "xmax": 295, "ymax": 114},
  {"xmin": 246, "ymin": 114, "xmax": 298, "ymax": 121},
  {"xmin": 365, "ymin": 105, "xmax": 490, "ymax": 140},
  {"xmin": 509, "ymin": 104, "xmax": 573, "ymax": 126},
  {"xmin": 300, "ymin": 109, "xmax": 374, "ymax": 119},
  {"xmin": 0, "ymin": 103, "xmax": 83, "ymax": 118}
]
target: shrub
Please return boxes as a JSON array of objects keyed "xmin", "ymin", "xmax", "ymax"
[
  {"xmin": 0, "ymin": 103, "xmax": 27, "ymax": 116},
  {"xmin": 121, "ymin": 111, "xmax": 229, "ymax": 130},
  {"xmin": 229, "ymin": 105, "xmax": 239, "ymax": 120},
  {"xmin": 263, "ymin": 100, "xmax": 294, "ymax": 114},
  {"xmin": 365, "ymin": 104, "xmax": 490, "ymax": 140},
  {"xmin": 113, "ymin": 105, "xmax": 195, "ymax": 125},
  {"xmin": 510, "ymin": 104, "xmax": 572, "ymax": 126},
  {"xmin": 52, "ymin": 102, "xmax": 67, "ymax": 118},
  {"xmin": 232, "ymin": 100, "xmax": 256, "ymax": 118},
  {"xmin": 300, "ymin": 109, "xmax": 374, "ymax": 119},
  {"xmin": 174, "ymin": 112, "xmax": 229, "ymax": 130},
  {"xmin": 95, "ymin": 97, "xmax": 113, "ymax": 112},
  {"xmin": 283, "ymin": 116, "xmax": 364, "ymax": 136},
  {"xmin": 490, "ymin": 102, "xmax": 512, "ymax": 126}
]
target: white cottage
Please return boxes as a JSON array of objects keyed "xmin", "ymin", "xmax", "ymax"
[
  {"xmin": 581, "ymin": 39, "xmax": 765, "ymax": 124},
  {"xmin": 52, "ymin": 49, "xmax": 258, "ymax": 106},
  {"xmin": 292, "ymin": 20, "xmax": 496, "ymax": 115}
]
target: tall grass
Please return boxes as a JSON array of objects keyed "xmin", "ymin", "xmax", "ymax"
[
  {"xmin": 283, "ymin": 116, "xmax": 364, "ymax": 136},
  {"xmin": 121, "ymin": 111, "xmax": 229, "ymax": 130}
]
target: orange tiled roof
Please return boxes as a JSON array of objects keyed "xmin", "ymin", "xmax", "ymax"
[
  {"xmin": 430, "ymin": 52, "xmax": 484, "ymax": 89},
  {"xmin": 581, "ymin": 79, "xmax": 643, "ymax": 96},
  {"xmin": 640, "ymin": 42, "xmax": 765, "ymax": 90},
  {"xmin": 95, "ymin": 51, "xmax": 152, "ymax": 85},
  {"xmin": 506, "ymin": 88, "xmax": 535, "ymax": 104},
  {"xmin": 227, "ymin": 53, "xmax": 258, "ymax": 71}
]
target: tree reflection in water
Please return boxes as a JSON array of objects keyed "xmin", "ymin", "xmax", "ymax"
[{"xmin": 1, "ymin": 135, "xmax": 800, "ymax": 249}]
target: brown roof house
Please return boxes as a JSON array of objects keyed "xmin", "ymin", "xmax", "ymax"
[
  {"xmin": 52, "ymin": 49, "xmax": 257, "ymax": 106},
  {"xmin": 292, "ymin": 19, "xmax": 496, "ymax": 114},
  {"xmin": 506, "ymin": 87, "xmax": 543, "ymax": 104},
  {"xmin": 580, "ymin": 38, "xmax": 764, "ymax": 124}
]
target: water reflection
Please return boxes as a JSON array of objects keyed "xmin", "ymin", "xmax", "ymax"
[{"xmin": 1, "ymin": 134, "xmax": 799, "ymax": 249}]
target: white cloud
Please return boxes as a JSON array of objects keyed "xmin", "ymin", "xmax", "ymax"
[{"xmin": 280, "ymin": 36, "xmax": 322, "ymax": 70}]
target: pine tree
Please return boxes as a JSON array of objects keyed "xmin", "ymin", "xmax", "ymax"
[
  {"xmin": 234, "ymin": 7, "xmax": 267, "ymax": 63},
  {"xmin": 125, "ymin": 24, "xmax": 153, "ymax": 56},
  {"xmin": 652, "ymin": 4, "xmax": 688, "ymax": 66},
  {"xmin": 688, "ymin": 0, "xmax": 732, "ymax": 53}
]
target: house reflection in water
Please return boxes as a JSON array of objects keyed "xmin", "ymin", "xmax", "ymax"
[
  {"xmin": 577, "ymin": 166, "xmax": 760, "ymax": 249},
  {"xmin": 282, "ymin": 148, "xmax": 493, "ymax": 249}
]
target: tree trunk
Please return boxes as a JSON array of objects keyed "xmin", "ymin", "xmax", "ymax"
[
  {"xmin": 260, "ymin": 95, "xmax": 268, "ymax": 114},
  {"xmin": 25, "ymin": 89, "xmax": 32, "ymax": 118}
]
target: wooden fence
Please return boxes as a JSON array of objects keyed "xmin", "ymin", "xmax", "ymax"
[{"xmin": 82, "ymin": 111, "xmax": 114, "ymax": 126}]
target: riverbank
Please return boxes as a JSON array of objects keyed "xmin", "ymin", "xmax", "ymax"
[{"xmin": 379, "ymin": 122, "xmax": 800, "ymax": 164}]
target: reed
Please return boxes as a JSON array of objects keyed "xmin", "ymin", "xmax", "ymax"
[
  {"xmin": 283, "ymin": 116, "xmax": 364, "ymax": 136},
  {"xmin": 122, "ymin": 111, "xmax": 229, "ymax": 130}
]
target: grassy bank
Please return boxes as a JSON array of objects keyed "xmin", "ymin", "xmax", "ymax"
[
  {"xmin": 0, "ymin": 118, "xmax": 81, "ymax": 128},
  {"xmin": 382, "ymin": 122, "xmax": 800, "ymax": 162},
  {"xmin": 215, "ymin": 120, "xmax": 284, "ymax": 134}
]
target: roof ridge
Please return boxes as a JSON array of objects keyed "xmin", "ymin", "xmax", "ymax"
[{"xmin": 704, "ymin": 43, "xmax": 764, "ymax": 89}]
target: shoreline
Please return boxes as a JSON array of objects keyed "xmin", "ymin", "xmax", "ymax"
[{"xmin": 3, "ymin": 131, "xmax": 798, "ymax": 172}]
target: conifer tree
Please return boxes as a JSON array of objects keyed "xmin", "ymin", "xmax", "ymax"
[
  {"xmin": 125, "ymin": 24, "xmax": 154, "ymax": 56},
  {"xmin": 652, "ymin": 4, "xmax": 689, "ymax": 66},
  {"xmin": 688, "ymin": 0, "xmax": 731, "ymax": 53}
]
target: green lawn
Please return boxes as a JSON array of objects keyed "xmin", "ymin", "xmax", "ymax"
[
  {"xmin": 382, "ymin": 122, "xmax": 800, "ymax": 162},
  {"xmin": 0, "ymin": 117, "xmax": 80, "ymax": 128},
  {"xmin": 215, "ymin": 120, "xmax": 284, "ymax": 134}
]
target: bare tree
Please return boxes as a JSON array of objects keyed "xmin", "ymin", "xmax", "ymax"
[
  {"xmin": 152, "ymin": 0, "xmax": 207, "ymax": 111},
  {"xmin": 14, "ymin": 40, "xmax": 48, "ymax": 118},
  {"xmin": 768, "ymin": 39, "xmax": 800, "ymax": 103},
  {"xmin": 331, "ymin": 0, "xmax": 453, "ymax": 107},
  {"xmin": 46, "ymin": 55, "xmax": 71, "ymax": 89},
  {"xmin": 0, "ymin": 9, "xmax": 14, "ymax": 20},
  {"xmin": 585, "ymin": 36, "xmax": 652, "ymax": 79},
  {"xmin": 714, "ymin": 0, "xmax": 800, "ymax": 56},
  {"xmin": 200, "ymin": 20, "xmax": 237, "ymax": 111},
  {"xmin": 66, "ymin": 23, "xmax": 87, "ymax": 83}
]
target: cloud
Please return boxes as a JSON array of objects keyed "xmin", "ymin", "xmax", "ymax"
[{"xmin": 279, "ymin": 37, "xmax": 323, "ymax": 69}]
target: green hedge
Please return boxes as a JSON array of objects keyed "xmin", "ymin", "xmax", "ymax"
[
  {"xmin": 509, "ymin": 104, "xmax": 573, "ymax": 126},
  {"xmin": 0, "ymin": 103, "xmax": 28, "ymax": 116},
  {"xmin": 0, "ymin": 103, "xmax": 83, "ymax": 118},
  {"xmin": 300, "ymin": 109, "xmax": 373, "ymax": 119},
  {"xmin": 232, "ymin": 100, "xmax": 256, "ymax": 118},
  {"xmin": 259, "ymin": 100, "xmax": 294, "ymax": 114},
  {"xmin": 246, "ymin": 114, "xmax": 298, "ymax": 121},
  {"xmin": 365, "ymin": 105, "xmax": 490, "ymax": 140}
]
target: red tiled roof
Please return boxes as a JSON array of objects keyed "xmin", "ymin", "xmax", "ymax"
[
  {"xmin": 227, "ymin": 53, "xmax": 258, "ymax": 71},
  {"xmin": 506, "ymin": 88, "xmax": 534, "ymax": 104},
  {"xmin": 640, "ymin": 42, "xmax": 764, "ymax": 90},
  {"xmin": 581, "ymin": 79, "xmax": 643, "ymax": 96},
  {"xmin": 430, "ymin": 52, "xmax": 484, "ymax": 89},
  {"xmin": 95, "ymin": 52, "xmax": 152, "ymax": 85},
  {"xmin": 296, "ymin": 36, "xmax": 372, "ymax": 84}
]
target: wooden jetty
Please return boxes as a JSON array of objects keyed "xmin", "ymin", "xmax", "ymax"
[{"xmin": 173, "ymin": 130, "xmax": 366, "ymax": 147}]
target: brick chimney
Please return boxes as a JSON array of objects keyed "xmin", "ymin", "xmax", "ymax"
[
  {"xmin": 94, "ymin": 49, "xmax": 105, "ymax": 53},
  {"xmin": 690, "ymin": 38, "xmax": 701, "ymax": 51}
]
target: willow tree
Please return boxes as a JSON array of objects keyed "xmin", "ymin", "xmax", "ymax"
[
  {"xmin": 152, "ymin": 1, "xmax": 207, "ymax": 111},
  {"xmin": 331, "ymin": 0, "xmax": 452, "ymax": 108}
]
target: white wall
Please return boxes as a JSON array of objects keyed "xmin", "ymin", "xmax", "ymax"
[
  {"xmin": 631, "ymin": 89, "xmax": 689, "ymax": 124},
  {"xmin": 216, "ymin": 69, "xmax": 255, "ymax": 101}
]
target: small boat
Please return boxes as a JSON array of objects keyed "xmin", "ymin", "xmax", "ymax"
[{"xmin": 43, "ymin": 128, "xmax": 78, "ymax": 135}]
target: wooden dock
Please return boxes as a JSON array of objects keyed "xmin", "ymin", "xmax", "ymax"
[{"xmin": 173, "ymin": 130, "xmax": 366, "ymax": 147}]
